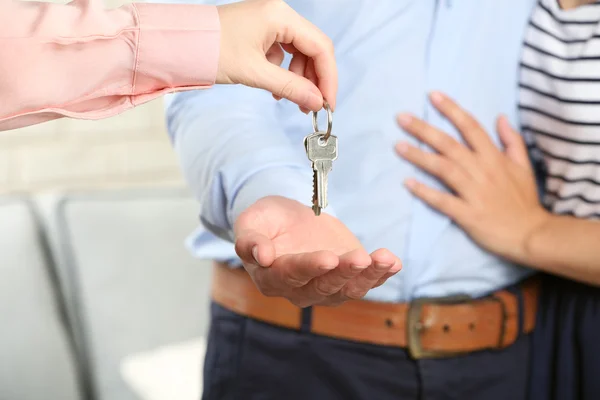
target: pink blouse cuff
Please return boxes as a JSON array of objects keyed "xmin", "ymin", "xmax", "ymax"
[{"xmin": 132, "ymin": 3, "xmax": 220, "ymax": 95}]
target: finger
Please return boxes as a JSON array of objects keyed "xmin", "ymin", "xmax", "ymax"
[
  {"xmin": 279, "ymin": 8, "xmax": 337, "ymax": 110},
  {"xmin": 234, "ymin": 230, "xmax": 276, "ymax": 268},
  {"xmin": 304, "ymin": 58, "xmax": 318, "ymax": 88},
  {"xmin": 289, "ymin": 52, "xmax": 308, "ymax": 77},
  {"xmin": 280, "ymin": 43, "xmax": 317, "ymax": 90},
  {"xmin": 280, "ymin": 42, "xmax": 298, "ymax": 55},
  {"xmin": 266, "ymin": 43, "xmax": 285, "ymax": 66},
  {"xmin": 396, "ymin": 142, "xmax": 472, "ymax": 195},
  {"xmin": 340, "ymin": 263, "xmax": 393, "ymax": 300},
  {"xmin": 404, "ymin": 179, "xmax": 471, "ymax": 225},
  {"xmin": 300, "ymin": 58, "xmax": 318, "ymax": 115},
  {"xmin": 429, "ymin": 92, "xmax": 497, "ymax": 155},
  {"xmin": 288, "ymin": 52, "xmax": 310, "ymax": 114},
  {"xmin": 339, "ymin": 251, "xmax": 401, "ymax": 301},
  {"xmin": 497, "ymin": 115, "xmax": 531, "ymax": 170},
  {"xmin": 369, "ymin": 248, "xmax": 402, "ymax": 274},
  {"xmin": 298, "ymin": 249, "xmax": 371, "ymax": 299},
  {"xmin": 346, "ymin": 249, "xmax": 401, "ymax": 299},
  {"xmin": 369, "ymin": 247, "xmax": 404, "ymax": 289},
  {"xmin": 267, "ymin": 45, "xmax": 285, "ymax": 102},
  {"xmin": 396, "ymin": 114, "xmax": 478, "ymax": 175},
  {"xmin": 258, "ymin": 61, "xmax": 324, "ymax": 111},
  {"xmin": 372, "ymin": 275, "xmax": 391, "ymax": 289},
  {"xmin": 257, "ymin": 250, "xmax": 339, "ymax": 291}
]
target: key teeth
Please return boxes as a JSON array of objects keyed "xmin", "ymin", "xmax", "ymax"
[{"xmin": 312, "ymin": 169, "xmax": 320, "ymax": 216}]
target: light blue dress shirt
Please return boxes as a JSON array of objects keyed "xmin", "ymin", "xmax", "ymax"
[{"xmin": 165, "ymin": 0, "xmax": 536, "ymax": 302}]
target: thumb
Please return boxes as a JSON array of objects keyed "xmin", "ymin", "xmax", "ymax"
[
  {"xmin": 497, "ymin": 115, "xmax": 530, "ymax": 169},
  {"xmin": 256, "ymin": 61, "xmax": 324, "ymax": 111},
  {"xmin": 234, "ymin": 230, "xmax": 276, "ymax": 268}
]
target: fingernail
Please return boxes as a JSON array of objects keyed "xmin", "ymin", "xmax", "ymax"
[
  {"xmin": 374, "ymin": 262, "xmax": 392, "ymax": 270},
  {"xmin": 351, "ymin": 265, "xmax": 369, "ymax": 272},
  {"xmin": 272, "ymin": 94, "xmax": 282, "ymax": 101},
  {"xmin": 404, "ymin": 179, "xmax": 417, "ymax": 190},
  {"xmin": 299, "ymin": 106, "xmax": 310, "ymax": 114},
  {"xmin": 390, "ymin": 262, "xmax": 402, "ymax": 273},
  {"xmin": 396, "ymin": 142, "xmax": 409, "ymax": 155},
  {"xmin": 320, "ymin": 264, "xmax": 337, "ymax": 271},
  {"xmin": 430, "ymin": 91, "xmax": 444, "ymax": 106},
  {"xmin": 252, "ymin": 246, "xmax": 260, "ymax": 265},
  {"xmin": 397, "ymin": 114, "xmax": 412, "ymax": 128}
]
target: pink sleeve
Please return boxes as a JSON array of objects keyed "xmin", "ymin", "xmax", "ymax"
[{"xmin": 0, "ymin": 0, "xmax": 220, "ymax": 131}]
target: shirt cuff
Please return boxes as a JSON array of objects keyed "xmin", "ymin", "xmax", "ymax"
[{"xmin": 132, "ymin": 3, "xmax": 220, "ymax": 95}]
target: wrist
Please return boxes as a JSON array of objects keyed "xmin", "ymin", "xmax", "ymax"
[
  {"xmin": 229, "ymin": 167, "xmax": 314, "ymax": 225},
  {"xmin": 518, "ymin": 207, "xmax": 553, "ymax": 265},
  {"xmin": 215, "ymin": 5, "xmax": 233, "ymax": 85}
]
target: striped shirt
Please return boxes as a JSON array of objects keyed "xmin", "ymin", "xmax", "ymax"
[{"xmin": 519, "ymin": 0, "xmax": 600, "ymax": 220}]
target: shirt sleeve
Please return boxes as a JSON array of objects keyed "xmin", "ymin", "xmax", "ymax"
[
  {"xmin": 166, "ymin": 84, "xmax": 336, "ymax": 242},
  {"xmin": 0, "ymin": 0, "xmax": 220, "ymax": 131}
]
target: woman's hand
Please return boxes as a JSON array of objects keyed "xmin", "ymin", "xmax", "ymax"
[
  {"xmin": 216, "ymin": 0, "xmax": 337, "ymax": 113},
  {"xmin": 395, "ymin": 92, "xmax": 550, "ymax": 264}
]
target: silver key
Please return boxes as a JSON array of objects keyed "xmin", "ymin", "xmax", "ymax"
[{"xmin": 304, "ymin": 132, "xmax": 338, "ymax": 216}]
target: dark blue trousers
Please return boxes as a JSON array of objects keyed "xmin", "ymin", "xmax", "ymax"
[
  {"xmin": 202, "ymin": 302, "xmax": 531, "ymax": 400},
  {"xmin": 529, "ymin": 274, "xmax": 600, "ymax": 400}
]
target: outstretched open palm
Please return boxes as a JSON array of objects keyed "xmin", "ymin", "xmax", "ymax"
[{"xmin": 234, "ymin": 196, "xmax": 402, "ymax": 307}]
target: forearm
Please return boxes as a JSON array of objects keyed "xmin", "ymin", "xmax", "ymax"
[
  {"xmin": 167, "ymin": 88, "xmax": 315, "ymax": 241},
  {"xmin": 524, "ymin": 214, "xmax": 600, "ymax": 286},
  {"xmin": 0, "ymin": 1, "xmax": 219, "ymax": 131}
]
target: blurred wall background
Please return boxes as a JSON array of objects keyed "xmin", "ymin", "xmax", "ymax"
[{"xmin": 0, "ymin": 100, "xmax": 183, "ymax": 194}]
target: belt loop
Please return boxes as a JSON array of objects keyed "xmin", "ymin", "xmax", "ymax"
[
  {"xmin": 506, "ymin": 282, "xmax": 525, "ymax": 336},
  {"xmin": 515, "ymin": 285, "xmax": 525, "ymax": 336},
  {"xmin": 300, "ymin": 307, "xmax": 313, "ymax": 333}
]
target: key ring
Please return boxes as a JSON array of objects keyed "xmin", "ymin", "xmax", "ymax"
[{"xmin": 312, "ymin": 101, "xmax": 333, "ymax": 141}]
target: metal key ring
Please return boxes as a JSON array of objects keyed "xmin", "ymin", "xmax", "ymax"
[{"xmin": 312, "ymin": 101, "xmax": 333, "ymax": 141}]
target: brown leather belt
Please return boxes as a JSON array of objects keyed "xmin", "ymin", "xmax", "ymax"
[{"xmin": 212, "ymin": 262, "xmax": 539, "ymax": 359}]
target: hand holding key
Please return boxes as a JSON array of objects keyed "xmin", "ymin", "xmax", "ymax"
[{"xmin": 234, "ymin": 196, "xmax": 402, "ymax": 307}]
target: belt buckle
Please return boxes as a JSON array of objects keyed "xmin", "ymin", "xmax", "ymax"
[{"xmin": 406, "ymin": 294, "xmax": 472, "ymax": 360}]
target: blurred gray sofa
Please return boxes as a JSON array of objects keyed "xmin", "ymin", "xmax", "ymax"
[{"xmin": 0, "ymin": 188, "xmax": 216, "ymax": 400}]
